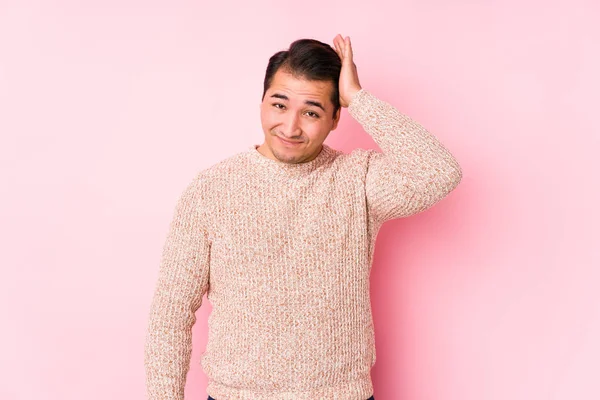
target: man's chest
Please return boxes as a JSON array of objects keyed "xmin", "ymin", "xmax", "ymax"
[{"xmin": 206, "ymin": 175, "xmax": 368, "ymax": 262}]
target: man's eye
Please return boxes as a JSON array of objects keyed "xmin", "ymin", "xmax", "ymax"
[
  {"xmin": 273, "ymin": 103, "xmax": 285, "ymax": 109},
  {"xmin": 306, "ymin": 111, "xmax": 320, "ymax": 118}
]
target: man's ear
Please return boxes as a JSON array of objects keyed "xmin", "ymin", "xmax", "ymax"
[{"xmin": 331, "ymin": 108, "xmax": 341, "ymax": 130}]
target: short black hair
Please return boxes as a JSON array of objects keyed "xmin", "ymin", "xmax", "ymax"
[{"xmin": 262, "ymin": 38, "xmax": 342, "ymax": 117}]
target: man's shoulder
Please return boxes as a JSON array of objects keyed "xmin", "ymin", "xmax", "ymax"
[
  {"xmin": 189, "ymin": 147, "xmax": 252, "ymax": 188},
  {"xmin": 327, "ymin": 147, "xmax": 381, "ymax": 183},
  {"xmin": 342, "ymin": 146, "xmax": 377, "ymax": 158},
  {"xmin": 202, "ymin": 149, "xmax": 250, "ymax": 174},
  {"xmin": 331, "ymin": 146, "xmax": 378, "ymax": 166}
]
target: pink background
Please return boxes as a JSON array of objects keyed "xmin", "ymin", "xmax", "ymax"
[{"xmin": 1, "ymin": 1, "xmax": 598, "ymax": 399}]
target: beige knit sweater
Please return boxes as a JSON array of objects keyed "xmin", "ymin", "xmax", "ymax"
[{"xmin": 144, "ymin": 89, "xmax": 462, "ymax": 400}]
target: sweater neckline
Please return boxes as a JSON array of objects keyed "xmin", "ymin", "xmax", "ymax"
[{"xmin": 247, "ymin": 143, "xmax": 335, "ymax": 175}]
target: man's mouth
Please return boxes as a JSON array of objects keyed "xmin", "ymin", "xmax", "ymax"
[{"xmin": 278, "ymin": 137, "xmax": 303, "ymax": 146}]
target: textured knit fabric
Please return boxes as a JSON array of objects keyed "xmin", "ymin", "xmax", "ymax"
[{"xmin": 144, "ymin": 89, "xmax": 462, "ymax": 400}]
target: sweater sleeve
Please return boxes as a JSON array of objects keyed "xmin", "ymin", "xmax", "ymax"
[
  {"xmin": 348, "ymin": 89, "xmax": 462, "ymax": 225},
  {"xmin": 144, "ymin": 173, "xmax": 211, "ymax": 400}
]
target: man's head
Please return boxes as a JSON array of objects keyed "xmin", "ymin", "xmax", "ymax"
[{"xmin": 257, "ymin": 39, "xmax": 342, "ymax": 164}]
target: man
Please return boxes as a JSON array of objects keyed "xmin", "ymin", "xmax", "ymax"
[{"xmin": 144, "ymin": 34, "xmax": 462, "ymax": 400}]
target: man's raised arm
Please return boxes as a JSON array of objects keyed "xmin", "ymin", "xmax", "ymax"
[
  {"xmin": 144, "ymin": 174, "xmax": 211, "ymax": 400},
  {"xmin": 348, "ymin": 88, "xmax": 463, "ymax": 224},
  {"xmin": 332, "ymin": 34, "xmax": 461, "ymax": 226}
]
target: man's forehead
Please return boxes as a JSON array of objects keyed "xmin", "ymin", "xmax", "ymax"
[{"xmin": 268, "ymin": 71, "xmax": 333, "ymax": 106}]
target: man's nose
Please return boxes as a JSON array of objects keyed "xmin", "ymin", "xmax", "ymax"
[{"xmin": 280, "ymin": 112, "xmax": 301, "ymax": 137}]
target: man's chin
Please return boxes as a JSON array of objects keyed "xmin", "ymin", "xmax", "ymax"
[{"xmin": 273, "ymin": 152, "xmax": 303, "ymax": 164}]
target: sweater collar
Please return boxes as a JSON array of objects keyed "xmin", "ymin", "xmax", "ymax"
[{"xmin": 247, "ymin": 143, "xmax": 335, "ymax": 175}]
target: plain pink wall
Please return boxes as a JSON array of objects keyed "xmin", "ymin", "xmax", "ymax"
[{"xmin": 1, "ymin": 1, "xmax": 598, "ymax": 399}]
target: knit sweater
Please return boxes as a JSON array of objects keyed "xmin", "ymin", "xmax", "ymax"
[{"xmin": 144, "ymin": 88, "xmax": 462, "ymax": 400}]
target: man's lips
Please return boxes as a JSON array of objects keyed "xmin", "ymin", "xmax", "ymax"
[{"xmin": 278, "ymin": 137, "xmax": 303, "ymax": 145}]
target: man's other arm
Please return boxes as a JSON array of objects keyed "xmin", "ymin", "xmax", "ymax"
[{"xmin": 144, "ymin": 174, "xmax": 211, "ymax": 400}]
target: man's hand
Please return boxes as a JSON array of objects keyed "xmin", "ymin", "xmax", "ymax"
[{"xmin": 332, "ymin": 34, "xmax": 362, "ymax": 108}]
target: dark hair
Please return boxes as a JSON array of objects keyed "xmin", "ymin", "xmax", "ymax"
[{"xmin": 262, "ymin": 38, "xmax": 342, "ymax": 117}]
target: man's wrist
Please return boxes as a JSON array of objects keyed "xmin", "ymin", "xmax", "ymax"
[{"xmin": 348, "ymin": 87, "xmax": 366, "ymax": 110}]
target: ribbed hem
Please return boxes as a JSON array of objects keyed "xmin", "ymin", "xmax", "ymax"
[{"xmin": 207, "ymin": 375, "xmax": 373, "ymax": 400}]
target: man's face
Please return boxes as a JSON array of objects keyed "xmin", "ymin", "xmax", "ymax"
[{"xmin": 258, "ymin": 69, "xmax": 340, "ymax": 164}]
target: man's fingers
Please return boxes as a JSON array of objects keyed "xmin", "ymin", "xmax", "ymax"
[
  {"xmin": 333, "ymin": 34, "xmax": 345, "ymax": 59},
  {"xmin": 332, "ymin": 36, "xmax": 339, "ymax": 56},
  {"xmin": 346, "ymin": 36, "xmax": 353, "ymax": 61},
  {"xmin": 334, "ymin": 40, "xmax": 342, "ymax": 58}
]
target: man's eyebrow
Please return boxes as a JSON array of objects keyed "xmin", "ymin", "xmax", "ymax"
[{"xmin": 270, "ymin": 93, "xmax": 326, "ymax": 112}]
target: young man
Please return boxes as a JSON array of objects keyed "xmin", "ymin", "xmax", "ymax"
[{"xmin": 144, "ymin": 34, "xmax": 462, "ymax": 400}]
